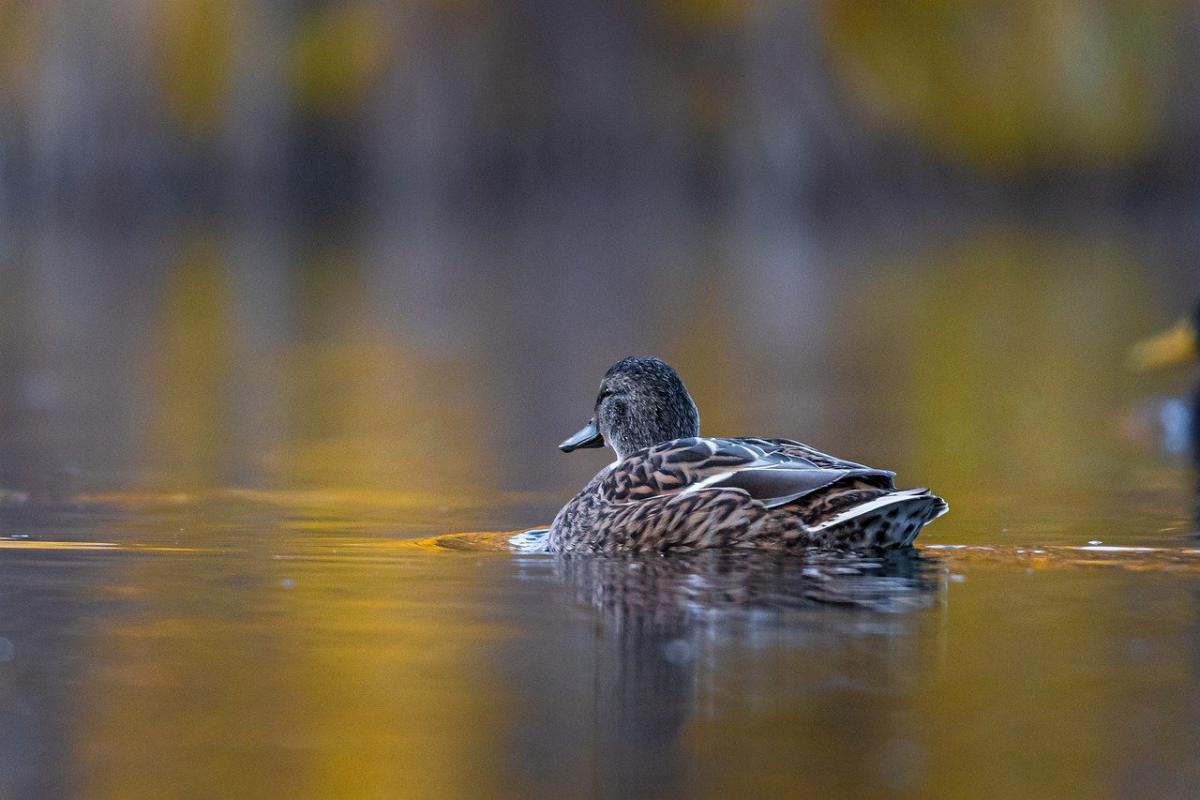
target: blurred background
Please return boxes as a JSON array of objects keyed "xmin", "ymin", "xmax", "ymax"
[
  {"xmin": 0, "ymin": 0, "xmax": 1198, "ymax": 510},
  {"xmin": 5, "ymin": 6, "xmax": 1200, "ymax": 798}
]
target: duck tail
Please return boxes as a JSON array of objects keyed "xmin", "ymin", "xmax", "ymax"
[{"xmin": 807, "ymin": 488, "xmax": 947, "ymax": 548}]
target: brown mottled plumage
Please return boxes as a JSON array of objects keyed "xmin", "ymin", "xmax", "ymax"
[{"xmin": 549, "ymin": 357, "xmax": 947, "ymax": 554}]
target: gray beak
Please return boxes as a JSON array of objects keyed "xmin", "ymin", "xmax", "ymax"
[{"xmin": 559, "ymin": 420, "xmax": 604, "ymax": 452}]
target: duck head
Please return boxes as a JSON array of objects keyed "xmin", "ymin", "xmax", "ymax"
[
  {"xmin": 559, "ymin": 356, "xmax": 700, "ymax": 459},
  {"xmin": 1131, "ymin": 302, "xmax": 1200, "ymax": 371}
]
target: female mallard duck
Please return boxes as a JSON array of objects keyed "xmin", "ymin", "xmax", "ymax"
[{"xmin": 548, "ymin": 357, "xmax": 947, "ymax": 554}]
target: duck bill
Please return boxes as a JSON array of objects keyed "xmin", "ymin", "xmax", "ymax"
[
  {"xmin": 559, "ymin": 420, "xmax": 604, "ymax": 452},
  {"xmin": 1130, "ymin": 319, "xmax": 1198, "ymax": 372}
]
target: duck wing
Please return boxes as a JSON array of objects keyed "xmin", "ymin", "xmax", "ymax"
[
  {"xmin": 733, "ymin": 437, "xmax": 883, "ymax": 473},
  {"xmin": 600, "ymin": 437, "xmax": 895, "ymax": 508}
]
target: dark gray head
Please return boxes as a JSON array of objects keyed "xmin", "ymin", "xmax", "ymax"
[{"xmin": 559, "ymin": 356, "xmax": 700, "ymax": 459}]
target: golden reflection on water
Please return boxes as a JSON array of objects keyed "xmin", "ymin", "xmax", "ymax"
[
  {"xmin": 152, "ymin": 238, "xmax": 237, "ymax": 487},
  {"xmin": 0, "ymin": 216, "xmax": 1197, "ymax": 796},
  {"xmin": 75, "ymin": 556, "xmax": 516, "ymax": 797},
  {"xmin": 133, "ymin": 233, "xmax": 499, "ymax": 498},
  {"xmin": 0, "ymin": 478, "xmax": 1193, "ymax": 797},
  {"xmin": 849, "ymin": 228, "xmax": 1158, "ymax": 496}
]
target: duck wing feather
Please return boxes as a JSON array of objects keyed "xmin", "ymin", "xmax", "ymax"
[
  {"xmin": 733, "ymin": 437, "xmax": 883, "ymax": 472},
  {"xmin": 600, "ymin": 437, "xmax": 895, "ymax": 508}
]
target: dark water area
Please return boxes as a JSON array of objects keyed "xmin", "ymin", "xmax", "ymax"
[{"xmin": 0, "ymin": 206, "xmax": 1198, "ymax": 797}]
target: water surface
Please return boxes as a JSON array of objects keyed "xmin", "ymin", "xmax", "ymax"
[
  {"xmin": 0, "ymin": 474, "xmax": 1195, "ymax": 798},
  {"xmin": 1, "ymin": 211, "xmax": 1199, "ymax": 797}
]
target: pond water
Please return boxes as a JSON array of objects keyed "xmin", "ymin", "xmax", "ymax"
[
  {"xmin": 1, "ymin": 213, "xmax": 1198, "ymax": 797},
  {"xmin": 0, "ymin": 482, "xmax": 1197, "ymax": 798}
]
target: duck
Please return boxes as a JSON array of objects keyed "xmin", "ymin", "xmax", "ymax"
[{"xmin": 547, "ymin": 356, "xmax": 947, "ymax": 554}]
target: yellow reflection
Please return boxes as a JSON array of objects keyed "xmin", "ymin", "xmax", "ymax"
[
  {"xmin": 824, "ymin": 1, "xmax": 1175, "ymax": 172},
  {"xmin": 656, "ymin": 0, "xmax": 749, "ymax": 29},
  {"xmin": 290, "ymin": 3, "xmax": 388, "ymax": 116},
  {"xmin": 1130, "ymin": 318, "xmax": 1198, "ymax": 372},
  {"xmin": 80, "ymin": 234, "xmax": 514, "ymax": 791},
  {"xmin": 149, "ymin": 235, "xmax": 235, "ymax": 486},
  {"xmin": 139, "ymin": 234, "xmax": 493, "ymax": 495},
  {"xmin": 155, "ymin": 0, "xmax": 240, "ymax": 137},
  {"xmin": 256, "ymin": 247, "xmax": 491, "ymax": 494},
  {"xmin": 72, "ymin": 517, "xmax": 515, "ymax": 797},
  {"xmin": 0, "ymin": 2, "xmax": 41, "ymax": 95},
  {"xmin": 0, "ymin": 541, "xmax": 200, "ymax": 552},
  {"xmin": 848, "ymin": 227, "xmax": 1155, "ymax": 493}
]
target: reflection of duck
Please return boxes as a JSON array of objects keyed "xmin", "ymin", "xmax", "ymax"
[
  {"xmin": 1131, "ymin": 303, "xmax": 1200, "ymax": 465},
  {"xmin": 554, "ymin": 547, "xmax": 941, "ymax": 628},
  {"xmin": 551, "ymin": 357, "xmax": 947, "ymax": 553},
  {"xmin": 544, "ymin": 548, "xmax": 940, "ymax": 796}
]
